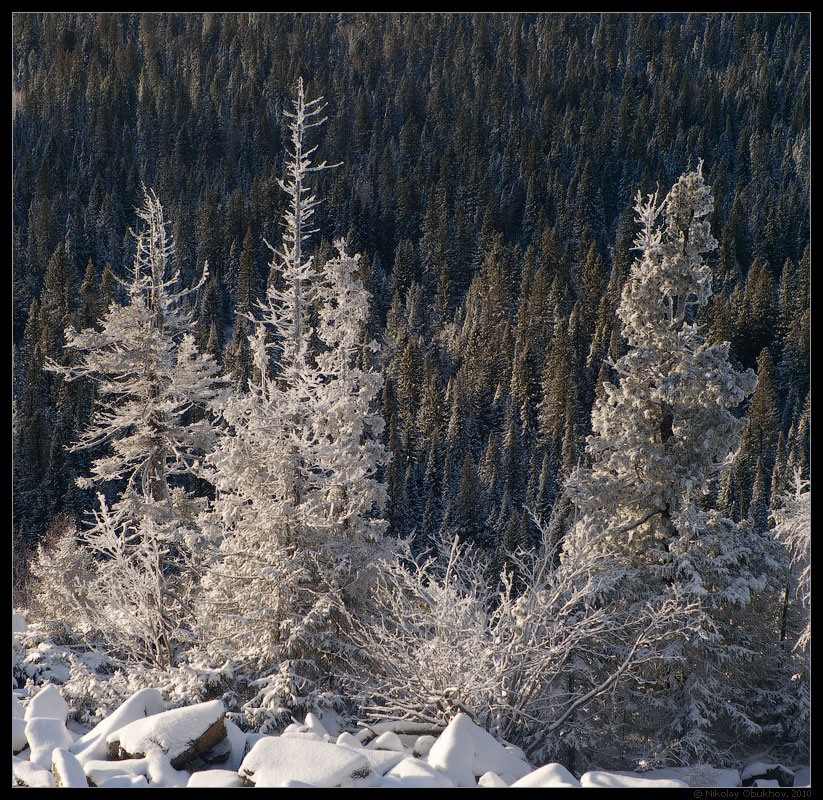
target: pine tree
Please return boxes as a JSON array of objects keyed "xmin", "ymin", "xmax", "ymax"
[
  {"xmin": 196, "ymin": 81, "xmax": 388, "ymax": 726},
  {"xmin": 562, "ymin": 164, "xmax": 771, "ymax": 764},
  {"xmin": 45, "ymin": 187, "xmax": 223, "ymax": 667}
]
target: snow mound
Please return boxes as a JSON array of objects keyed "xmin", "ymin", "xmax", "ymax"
[
  {"xmin": 581, "ymin": 770, "xmax": 689, "ymax": 788},
  {"xmin": 369, "ymin": 730, "xmax": 405, "ymax": 752},
  {"xmin": 511, "ymin": 762, "xmax": 581, "ymax": 787},
  {"xmin": 13, "ymin": 716, "xmax": 28, "ymax": 753},
  {"xmin": 741, "ymin": 761, "xmax": 795, "ymax": 787},
  {"xmin": 643, "ymin": 765, "xmax": 741, "ymax": 787},
  {"xmin": 187, "ymin": 769, "xmax": 245, "ymax": 788},
  {"xmin": 25, "ymin": 716, "xmax": 73, "ymax": 770},
  {"xmin": 240, "ymin": 735, "xmax": 372, "ymax": 787},
  {"xmin": 478, "ymin": 771, "xmax": 510, "ymax": 787},
  {"xmin": 349, "ymin": 746, "xmax": 405, "ymax": 775},
  {"xmin": 24, "ymin": 683, "xmax": 69, "ymax": 723},
  {"xmin": 382, "ymin": 756, "xmax": 456, "ymax": 788},
  {"xmin": 12, "ymin": 756, "xmax": 56, "ymax": 788},
  {"xmin": 71, "ymin": 686, "xmax": 165, "ymax": 765},
  {"xmin": 84, "ymin": 756, "xmax": 149, "ymax": 787},
  {"xmin": 105, "ymin": 698, "xmax": 226, "ymax": 768},
  {"xmin": 52, "ymin": 747, "xmax": 88, "ymax": 787},
  {"xmin": 97, "ymin": 774, "xmax": 150, "ymax": 787},
  {"xmin": 427, "ymin": 713, "xmax": 531, "ymax": 787}
]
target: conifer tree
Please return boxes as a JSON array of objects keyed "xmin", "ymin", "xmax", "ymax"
[
  {"xmin": 45, "ymin": 187, "xmax": 222, "ymax": 667},
  {"xmin": 197, "ymin": 81, "xmax": 388, "ymax": 725},
  {"xmin": 562, "ymin": 164, "xmax": 770, "ymax": 764}
]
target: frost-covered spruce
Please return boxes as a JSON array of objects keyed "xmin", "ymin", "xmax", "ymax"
[
  {"xmin": 45, "ymin": 187, "xmax": 223, "ymax": 667},
  {"xmin": 561, "ymin": 163, "xmax": 779, "ymax": 764},
  {"xmin": 196, "ymin": 82, "xmax": 389, "ymax": 724}
]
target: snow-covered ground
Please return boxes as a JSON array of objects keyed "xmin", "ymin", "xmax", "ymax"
[{"xmin": 12, "ymin": 613, "xmax": 810, "ymax": 789}]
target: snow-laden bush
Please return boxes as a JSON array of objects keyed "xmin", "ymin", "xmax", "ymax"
[{"xmin": 345, "ymin": 525, "xmax": 700, "ymax": 767}]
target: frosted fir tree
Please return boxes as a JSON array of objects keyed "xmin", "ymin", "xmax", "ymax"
[
  {"xmin": 309, "ymin": 240, "xmax": 389, "ymax": 552},
  {"xmin": 771, "ymin": 471, "xmax": 810, "ymax": 758},
  {"xmin": 561, "ymin": 163, "xmax": 777, "ymax": 764},
  {"xmin": 196, "ymin": 83, "xmax": 389, "ymax": 727},
  {"xmin": 45, "ymin": 187, "xmax": 223, "ymax": 667}
]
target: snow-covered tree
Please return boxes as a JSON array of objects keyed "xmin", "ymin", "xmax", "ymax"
[
  {"xmin": 771, "ymin": 471, "xmax": 811, "ymax": 757},
  {"xmin": 346, "ymin": 523, "xmax": 701, "ymax": 768},
  {"xmin": 48, "ymin": 188, "xmax": 221, "ymax": 506},
  {"xmin": 45, "ymin": 187, "xmax": 223, "ymax": 667},
  {"xmin": 196, "ymin": 83, "xmax": 389, "ymax": 728},
  {"xmin": 560, "ymin": 163, "xmax": 777, "ymax": 765}
]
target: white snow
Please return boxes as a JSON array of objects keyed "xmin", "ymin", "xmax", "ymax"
[
  {"xmin": 84, "ymin": 756, "xmax": 149, "ymax": 786},
  {"xmin": 25, "ymin": 716, "xmax": 73, "ymax": 770},
  {"xmin": 187, "ymin": 768, "xmax": 245, "ymax": 788},
  {"xmin": 12, "ymin": 756, "xmax": 56, "ymax": 788},
  {"xmin": 51, "ymin": 748, "xmax": 88, "ymax": 787},
  {"xmin": 369, "ymin": 730, "xmax": 406, "ymax": 752},
  {"xmin": 24, "ymin": 683, "xmax": 69, "ymax": 723},
  {"xmin": 511, "ymin": 762, "xmax": 581, "ymax": 787},
  {"xmin": 13, "ymin": 715, "xmax": 28, "ymax": 753},
  {"xmin": 581, "ymin": 770, "xmax": 690, "ymax": 788},
  {"xmin": 97, "ymin": 774, "xmax": 150, "ymax": 787},
  {"xmin": 478, "ymin": 771, "xmax": 510, "ymax": 787},
  {"xmin": 382, "ymin": 756, "xmax": 456, "ymax": 788},
  {"xmin": 12, "ymin": 612, "xmax": 28, "ymax": 633},
  {"xmin": 741, "ymin": 761, "xmax": 795, "ymax": 784},
  {"xmin": 7, "ymin": 682, "xmax": 809, "ymax": 791},
  {"xmin": 222, "ymin": 717, "xmax": 248, "ymax": 771},
  {"xmin": 70, "ymin": 687, "xmax": 165, "ymax": 765},
  {"xmin": 239, "ymin": 735, "xmax": 372, "ymax": 787},
  {"xmin": 105, "ymin": 698, "xmax": 225, "ymax": 765},
  {"xmin": 426, "ymin": 712, "xmax": 531, "ymax": 787},
  {"xmin": 643, "ymin": 765, "xmax": 742, "ymax": 787},
  {"xmin": 412, "ymin": 734, "xmax": 437, "ymax": 756}
]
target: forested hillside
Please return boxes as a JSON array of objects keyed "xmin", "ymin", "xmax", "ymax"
[{"xmin": 12, "ymin": 12, "xmax": 810, "ymax": 773}]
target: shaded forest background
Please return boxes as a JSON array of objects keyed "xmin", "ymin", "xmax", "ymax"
[{"xmin": 12, "ymin": 12, "xmax": 810, "ymax": 594}]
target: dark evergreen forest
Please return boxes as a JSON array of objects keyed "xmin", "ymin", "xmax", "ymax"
[{"xmin": 12, "ymin": 12, "xmax": 810, "ymax": 597}]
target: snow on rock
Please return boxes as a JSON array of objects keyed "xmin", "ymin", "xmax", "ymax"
[
  {"xmin": 240, "ymin": 735, "xmax": 372, "ymax": 787},
  {"xmin": 304, "ymin": 712, "xmax": 331, "ymax": 738},
  {"xmin": 351, "ymin": 746, "xmax": 406, "ymax": 776},
  {"xmin": 644, "ymin": 765, "xmax": 741, "ymax": 787},
  {"xmin": 25, "ymin": 715, "xmax": 73, "ymax": 770},
  {"xmin": 382, "ymin": 756, "xmax": 456, "ymax": 788},
  {"xmin": 793, "ymin": 767, "xmax": 810, "ymax": 787},
  {"xmin": 52, "ymin": 747, "xmax": 88, "ymax": 787},
  {"xmin": 12, "ymin": 756, "xmax": 56, "ymax": 788},
  {"xmin": 12, "ymin": 693, "xmax": 25, "ymax": 719},
  {"xmin": 511, "ymin": 762, "xmax": 581, "ymax": 788},
  {"xmin": 13, "ymin": 716, "xmax": 28, "ymax": 753},
  {"xmin": 412, "ymin": 734, "xmax": 437, "ymax": 757},
  {"xmin": 369, "ymin": 730, "xmax": 406, "ymax": 752},
  {"xmin": 217, "ymin": 719, "xmax": 247, "ymax": 772},
  {"xmin": 84, "ymin": 757, "xmax": 149, "ymax": 787},
  {"xmin": 70, "ymin": 687, "xmax": 165, "ymax": 766},
  {"xmin": 581, "ymin": 770, "xmax": 690, "ymax": 788},
  {"xmin": 755, "ymin": 779, "xmax": 781, "ymax": 787},
  {"xmin": 144, "ymin": 748, "xmax": 191, "ymax": 787},
  {"xmin": 97, "ymin": 774, "xmax": 150, "ymax": 787},
  {"xmin": 426, "ymin": 714, "xmax": 476, "ymax": 787},
  {"xmin": 24, "ymin": 683, "xmax": 69, "ymax": 723},
  {"xmin": 336, "ymin": 731, "xmax": 363, "ymax": 748},
  {"xmin": 188, "ymin": 769, "xmax": 245, "ymax": 788},
  {"xmin": 478, "ymin": 771, "xmax": 510, "ymax": 787},
  {"xmin": 105, "ymin": 698, "xmax": 226, "ymax": 769},
  {"xmin": 426, "ymin": 713, "xmax": 531, "ymax": 787},
  {"xmin": 741, "ymin": 762, "xmax": 795, "ymax": 787}
]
